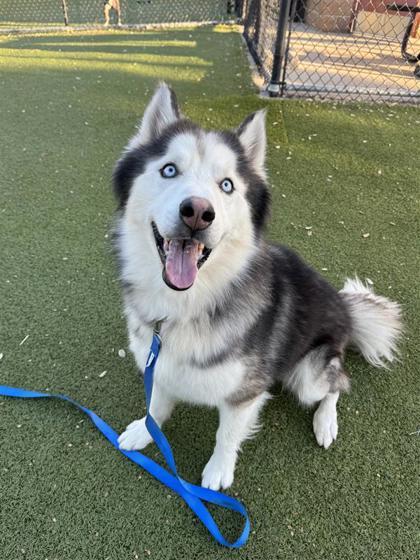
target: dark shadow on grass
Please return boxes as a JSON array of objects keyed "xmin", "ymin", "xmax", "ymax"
[
  {"xmin": 0, "ymin": 31, "xmax": 197, "ymax": 45},
  {"xmin": 0, "ymin": 28, "xmax": 252, "ymax": 101},
  {"xmin": 0, "ymin": 37, "xmax": 200, "ymax": 57},
  {"xmin": 1, "ymin": 52, "xmax": 210, "ymax": 69}
]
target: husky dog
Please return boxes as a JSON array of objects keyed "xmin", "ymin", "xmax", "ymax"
[{"xmin": 114, "ymin": 84, "xmax": 402, "ymax": 490}]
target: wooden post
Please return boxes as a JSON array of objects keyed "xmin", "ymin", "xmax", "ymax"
[{"xmin": 61, "ymin": 0, "xmax": 69, "ymax": 26}]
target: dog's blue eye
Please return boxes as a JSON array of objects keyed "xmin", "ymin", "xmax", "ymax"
[
  {"xmin": 161, "ymin": 163, "xmax": 178, "ymax": 179},
  {"xmin": 220, "ymin": 178, "xmax": 234, "ymax": 194}
]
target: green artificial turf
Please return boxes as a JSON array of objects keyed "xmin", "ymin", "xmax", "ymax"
[{"xmin": 0, "ymin": 26, "xmax": 419, "ymax": 560}]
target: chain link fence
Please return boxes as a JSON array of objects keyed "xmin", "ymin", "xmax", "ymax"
[
  {"xmin": 243, "ymin": 0, "xmax": 420, "ymax": 101},
  {"xmin": 243, "ymin": 0, "xmax": 281, "ymax": 82},
  {"xmin": 1, "ymin": 0, "xmax": 419, "ymax": 101},
  {"xmin": 0, "ymin": 0, "xmax": 238, "ymax": 27}
]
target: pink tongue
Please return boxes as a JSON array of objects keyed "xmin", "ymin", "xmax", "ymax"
[{"xmin": 164, "ymin": 239, "xmax": 199, "ymax": 290}]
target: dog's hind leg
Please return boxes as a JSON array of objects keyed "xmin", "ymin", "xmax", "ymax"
[
  {"xmin": 285, "ymin": 347, "xmax": 350, "ymax": 449},
  {"xmin": 313, "ymin": 391, "xmax": 340, "ymax": 449},
  {"xmin": 118, "ymin": 382, "xmax": 176, "ymax": 451},
  {"xmin": 201, "ymin": 392, "xmax": 270, "ymax": 490}
]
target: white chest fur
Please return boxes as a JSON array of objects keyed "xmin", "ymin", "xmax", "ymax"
[{"xmin": 127, "ymin": 312, "xmax": 246, "ymax": 407}]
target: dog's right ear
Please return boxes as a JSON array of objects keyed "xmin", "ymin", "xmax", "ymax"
[
  {"xmin": 129, "ymin": 83, "xmax": 181, "ymax": 148},
  {"xmin": 237, "ymin": 110, "xmax": 266, "ymax": 178}
]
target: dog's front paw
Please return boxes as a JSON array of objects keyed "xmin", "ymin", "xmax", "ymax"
[
  {"xmin": 201, "ymin": 453, "xmax": 235, "ymax": 491},
  {"xmin": 313, "ymin": 406, "xmax": 338, "ymax": 449},
  {"xmin": 118, "ymin": 418, "xmax": 153, "ymax": 451}
]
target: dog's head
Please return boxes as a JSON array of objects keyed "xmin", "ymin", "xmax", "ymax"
[{"xmin": 114, "ymin": 83, "xmax": 270, "ymax": 293}]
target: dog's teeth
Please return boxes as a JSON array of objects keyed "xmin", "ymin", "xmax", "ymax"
[
  {"xmin": 164, "ymin": 239, "xmax": 170, "ymax": 253},
  {"xmin": 198, "ymin": 243, "xmax": 204, "ymax": 253}
]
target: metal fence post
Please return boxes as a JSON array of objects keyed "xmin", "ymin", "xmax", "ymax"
[{"xmin": 267, "ymin": 0, "xmax": 292, "ymax": 97}]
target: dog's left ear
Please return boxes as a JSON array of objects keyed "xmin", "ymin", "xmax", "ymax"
[
  {"xmin": 129, "ymin": 83, "xmax": 181, "ymax": 147},
  {"xmin": 237, "ymin": 110, "xmax": 266, "ymax": 176}
]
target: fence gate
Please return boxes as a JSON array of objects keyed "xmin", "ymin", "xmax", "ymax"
[{"xmin": 243, "ymin": 0, "xmax": 420, "ymax": 102}]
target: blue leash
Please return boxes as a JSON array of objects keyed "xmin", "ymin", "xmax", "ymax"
[{"xmin": 0, "ymin": 329, "xmax": 250, "ymax": 548}]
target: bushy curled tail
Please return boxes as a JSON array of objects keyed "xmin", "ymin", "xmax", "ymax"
[{"xmin": 340, "ymin": 278, "xmax": 403, "ymax": 368}]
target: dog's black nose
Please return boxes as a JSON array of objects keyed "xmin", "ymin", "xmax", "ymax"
[{"xmin": 179, "ymin": 197, "xmax": 215, "ymax": 231}]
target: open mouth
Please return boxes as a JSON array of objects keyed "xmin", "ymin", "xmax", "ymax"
[{"xmin": 152, "ymin": 222, "xmax": 212, "ymax": 291}]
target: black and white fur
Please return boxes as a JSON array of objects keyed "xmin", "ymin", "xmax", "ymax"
[{"xmin": 113, "ymin": 84, "xmax": 402, "ymax": 490}]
